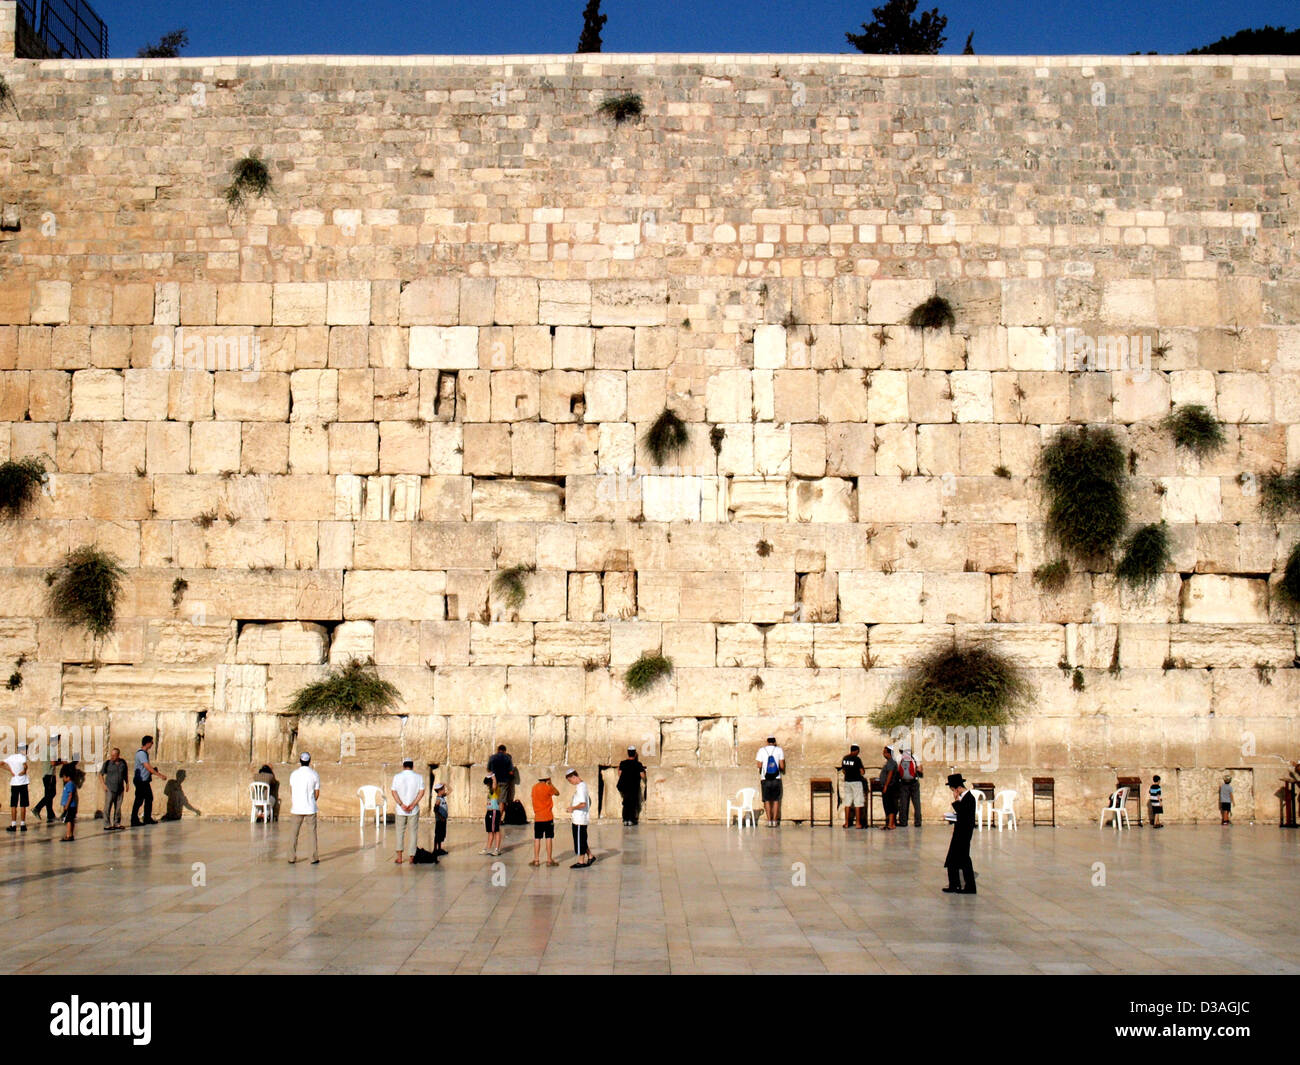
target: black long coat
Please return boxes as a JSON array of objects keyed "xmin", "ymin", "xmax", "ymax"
[{"xmin": 944, "ymin": 790, "xmax": 976, "ymax": 868}]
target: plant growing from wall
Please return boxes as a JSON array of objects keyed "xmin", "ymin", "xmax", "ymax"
[
  {"xmin": 597, "ymin": 92, "xmax": 643, "ymax": 125},
  {"xmin": 286, "ymin": 657, "xmax": 400, "ymax": 722},
  {"xmin": 223, "ymin": 153, "xmax": 272, "ymax": 208},
  {"xmin": 171, "ymin": 577, "xmax": 189, "ymax": 610},
  {"xmin": 1277, "ymin": 542, "xmax": 1300, "ymax": 609},
  {"xmin": 906, "ymin": 294, "xmax": 955, "ymax": 330},
  {"xmin": 0, "ymin": 457, "xmax": 47, "ymax": 519},
  {"xmin": 1040, "ymin": 425, "xmax": 1128, "ymax": 565},
  {"xmin": 644, "ymin": 408, "xmax": 689, "ymax": 466},
  {"xmin": 1259, "ymin": 468, "xmax": 1300, "ymax": 519},
  {"xmin": 625, "ymin": 652, "xmax": 673, "ymax": 694},
  {"xmin": 1115, "ymin": 522, "xmax": 1171, "ymax": 591},
  {"xmin": 867, "ymin": 644, "xmax": 1032, "ymax": 731},
  {"xmin": 46, "ymin": 546, "xmax": 125, "ymax": 639},
  {"xmin": 0, "ymin": 75, "xmax": 10, "ymax": 108},
  {"xmin": 709, "ymin": 425, "xmax": 725, "ymax": 456},
  {"xmin": 492, "ymin": 563, "xmax": 536, "ymax": 611},
  {"xmin": 1163, "ymin": 404, "xmax": 1225, "ymax": 458}
]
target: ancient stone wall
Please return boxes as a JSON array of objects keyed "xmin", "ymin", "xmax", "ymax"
[{"xmin": 2, "ymin": 2, "xmax": 1298, "ymax": 820}]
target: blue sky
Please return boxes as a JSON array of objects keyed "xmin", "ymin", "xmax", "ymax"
[{"xmin": 101, "ymin": 0, "xmax": 1297, "ymax": 58}]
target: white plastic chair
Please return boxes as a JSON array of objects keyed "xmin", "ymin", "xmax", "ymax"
[
  {"xmin": 726, "ymin": 787, "xmax": 758, "ymax": 828},
  {"xmin": 1100, "ymin": 787, "xmax": 1130, "ymax": 831},
  {"xmin": 358, "ymin": 785, "xmax": 386, "ymax": 827},
  {"xmin": 989, "ymin": 789, "xmax": 1017, "ymax": 831},
  {"xmin": 249, "ymin": 782, "xmax": 273, "ymax": 823},
  {"xmin": 969, "ymin": 788, "xmax": 987, "ymax": 830}
]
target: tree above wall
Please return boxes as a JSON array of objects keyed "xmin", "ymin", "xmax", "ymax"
[{"xmin": 846, "ymin": 0, "xmax": 948, "ymax": 55}]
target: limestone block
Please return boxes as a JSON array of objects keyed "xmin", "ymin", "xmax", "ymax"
[
  {"xmin": 874, "ymin": 424, "xmax": 917, "ymax": 477},
  {"xmin": 409, "ymin": 326, "xmax": 478, "ymax": 369},
  {"xmin": 328, "ymin": 423, "xmax": 379, "ymax": 474},
  {"xmin": 726, "ymin": 477, "xmax": 787, "ymax": 522},
  {"xmin": 603, "ymin": 571, "xmax": 637, "ymax": 621},
  {"xmin": 353, "ymin": 522, "xmax": 412, "ymax": 569},
  {"xmin": 1180, "ymin": 575, "xmax": 1268, "ymax": 624},
  {"xmin": 470, "ymin": 622, "xmax": 534, "ymax": 665},
  {"xmin": 840, "ymin": 572, "xmax": 923, "ymax": 624},
  {"xmin": 472, "ymin": 479, "xmax": 564, "ymax": 521},
  {"xmin": 436, "ymin": 667, "xmax": 507, "ymax": 718},
  {"xmin": 867, "ymin": 369, "xmax": 907, "ymax": 422},
  {"xmin": 797, "ymin": 571, "xmax": 839, "ymax": 622},
  {"xmin": 583, "ymin": 370, "xmax": 626, "ymax": 423},
  {"xmin": 553, "ymin": 326, "xmax": 595, "ymax": 370},
  {"xmin": 494, "ymin": 278, "xmax": 539, "ymax": 325},
  {"xmin": 236, "ymin": 621, "xmax": 329, "ymax": 665},
  {"xmin": 70, "ymin": 369, "xmax": 123, "ymax": 421},
  {"xmin": 715, "ymin": 624, "xmax": 765, "ymax": 668},
  {"xmin": 378, "ymin": 421, "xmax": 430, "ymax": 475},
  {"xmin": 744, "ymin": 571, "xmax": 793, "ymax": 623},
  {"xmin": 442, "ymin": 570, "xmax": 489, "ymax": 622},
  {"xmin": 344, "ymin": 571, "xmax": 446, "ymax": 621},
  {"xmin": 751, "ymin": 424, "xmax": 789, "ymax": 477},
  {"xmin": 754, "ymin": 324, "xmax": 787, "ymax": 370},
  {"xmin": 1169, "ymin": 624, "xmax": 1294, "ymax": 668},
  {"xmin": 421, "ymin": 621, "xmax": 470, "ymax": 667},
  {"xmin": 398, "ymin": 278, "xmax": 458, "ymax": 326},
  {"xmin": 31, "ymin": 281, "xmax": 71, "ymax": 325},
  {"xmin": 773, "ymin": 370, "xmax": 818, "ymax": 422},
  {"xmin": 488, "ymin": 568, "xmax": 566, "ymax": 623},
  {"xmin": 216, "ymin": 284, "xmax": 272, "ymax": 326},
  {"xmin": 566, "ymin": 572, "xmax": 603, "ymax": 621},
  {"xmin": 819, "ymin": 369, "xmax": 870, "ymax": 422},
  {"xmin": 214, "ymin": 664, "xmax": 268, "ymax": 715},
  {"xmin": 239, "ymin": 423, "xmax": 289, "ymax": 474},
  {"xmin": 705, "ymin": 369, "xmax": 752, "ymax": 423},
  {"xmin": 592, "ymin": 280, "xmax": 667, "ymax": 327},
  {"xmin": 538, "ymin": 281, "xmax": 592, "ymax": 326},
  {"xmin": 922, "ymin": 573, "xmax": 990, "ymax": 624},
  {"xmin": 950, "ymin": 370, "xmax": 993, "ymax": 423},
  {"xmin": 506, "ymin": 667, "xmax": 584, "ymax": 722},
  {"xmin": 326, "ymin": 281, "xmax": 370, "ymax": 326},
  {"xmin": 643, "ymin": 475, "xmax": 702, "ymax": 522},
  {"xmin": 62, "ymin": 665, "xmax": 215, "ymax": 716},
  {"xmin": 533, "ymin": 622, "xmax": 609, "ymax": 666},
  {"xmin": 662, "ymin": 622, "xmax": 716, "ymax": 667},
  {"xmin": 511, "ymin": 422, "xmax": 556, "ymax": 477},
  {"xmin": 791, "ymin": 423, "xmax": 826, "ymax": 478},
  {"xmin": 1160, "ymin": 477, "xmax": 1222, "ymax": 523},
  {"xmin": 490, "ymin": 370, "xmax": 540, "ymax": 421},
  {"xmin": 213, "ymin": 372, "xmax": 289, "ymax": 422},
  {"xmin": 789, "ymin": 478, "xmax": 855, "ymax": 523},
  {"xmin": 956, "ymin": 623, "xmax": 1065, "ymax": 668},
  {"xmin": 594, "ymin": 327, "xmax": 634, "ymax": 371},
  {"xmin": 1001, "ymin": 280, "xmax": 1054, "ymax": 326},
  {"xmin": 609, "ymin": 620, "xmax": 661, "ymax": 666},
  {"xmin": 764, "ymin": 624, "xmax": 812, "ymax": 667},
  {"xmin": 457, "ymin": 278, "xmax": 495, "ymax": 326},
  {"xmin": 272, "ymin": 283, "xmax": 327, "ymax": 326},
  {"xmin": 867, "ymin": 280, "xmax": 933, "ymax": 324},
  {"xmin": 540, "ymin": 369, "xmax": 586, "ymax": 423},
  {"xmin": 168, "ymin": 371, "xmax": 214, "ymax": 421},
  {"xmin": 812, "ymin": 624, "xmax": 867, "ymax": 667},
  {"xmin": 865, "ymin": 624, "xmax": 954, "ymax": 667},
  {"xmin": 122, "ymin": 369, "xmax": 169, "ymax": 420}
]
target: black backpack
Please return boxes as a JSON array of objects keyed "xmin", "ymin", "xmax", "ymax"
[
  {"xmin": 504, "ymin": 800, "xmax": 529, "ymax": 826},
  {"xmin": 412, "ymin": 847, "xmax": 438, "ymax": 864}
]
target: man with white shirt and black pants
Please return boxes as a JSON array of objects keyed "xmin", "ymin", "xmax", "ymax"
[
  {"xmin": 4, "ymin": 743, "xmax": 30, "ymax": 833},
  {"xmin": 287, "ymin": 752, "xmax": 320, "ymax": 865},
  {"xmin": 755, "ymin": 736, "xmax": 785, "ymax": 827},
  {"xmin": 390, "ymin": 757, "xmax": 425, "ymax": 865},
  {"xmin": 565, "ymin": 769, "xmax": 593, "ymax": 869}
]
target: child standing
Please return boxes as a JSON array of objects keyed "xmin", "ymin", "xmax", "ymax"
[
  {"xmin": 432, "ymin": 781, "xmax": 449, "ymax": 858},
  {"xmin": 530, "ymin": 773, "xmax": 560, "ymax": 867},
  {"xmin": 481, "ymin": 777, "xmax": 503, "ymax": 855},
  {"xmin": 1149, "ymin": 775, "xmax": 1164, "ymax": 829},
  {"xmin": 1219, "ymin": 774, "xmax": 1233, "ymax": 825},
  {"xmin": 58, "ymin": 762, "xmax": 79, "ymax": 842}
]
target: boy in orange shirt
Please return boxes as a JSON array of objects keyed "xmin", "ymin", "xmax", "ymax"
[{"xmin": 530, "ymin": 772, "xmax": 560, "ymax": 867}]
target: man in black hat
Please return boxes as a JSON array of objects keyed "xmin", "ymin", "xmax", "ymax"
[
  {"xmin": 943, "ymin": 773, "xmax": 976, "ymax": 894},
  {"xmin": 616, "ymin": 746, "xmax": 646, "ymax": 826}
]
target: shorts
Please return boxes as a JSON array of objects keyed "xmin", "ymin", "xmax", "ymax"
[
  {"xmin": 10, "ymin": 784, "xmax": 29, "ymax": 807},
  {"xmin": 842, "ymin": 780, "xmax": 864, "ymax": 807},
  {"xmin": 882, "ymin": 785, "xmax": 899, "ymax": 815},
  {"xmin": 484, "ymin": 808, "xmax": 502, "ymax": 833},
  {"xmin": 533, "ymin": 820, "xmax": 554, "ymax": 839},
  {"xmin": 1220, "ymin": 802, "xmax": 1231, "ymax": 812},
  {"xmin": 63, "ymin": 805, "xmax": 77, "ymax": 824},
  {"xmin": 761, "ymin": 778, "xmax": 783, "ymax": 803}
]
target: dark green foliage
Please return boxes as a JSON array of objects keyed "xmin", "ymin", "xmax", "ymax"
[
  {"xmin": 1032, "ymin": 559, "xmax": 1069, "ymax": 591},
  {"xmin": 1116, "ymin": 523, "xmax": 1171, "ymax": 591},
  {"xmin": 1255, "ymin": 661, "xmax": 1275, "ymax": 685},
  {"xmin": 493, "ymin": 563, "xmax": 536, "ymax": 611},
  {"xmin": 993, "ymin": 465, "xmax": 1011, "ymax": 479},
  {"xmin": 576, "ymin": 0, "xmax": 607, "ymax": 52},
  {"xmin": 756, "ymin": 540, "xmax": 772, "ymax": 558},
  {"xmin": 137, "ymin": 28, "xmax": 188, "ymax": 58},
  {"xmin": 0, "ymin": 75, "xmax": 10, "ymax": 107},
  {"xmin": 1040, "ymin": 425, "xmax": 1128, "ymax": 564},
  {"xmin": 46, "ymin": 546, "xmax": 125, "ymax": 639},
  {"xmin": 0, "ymin": 457, "xmax": 47, "ymax": 519},
  {"xmin": 6, "ymin": 671, "xmax": 20, "ymax": 690},
  {"xmin": 644, "ymin": 408, "xmax": 689, "ymax": 466},
  {"xmin": 1164, "ymin": 404, "xmax": 1225, "ymax": 458},
  {"xmin": 224, "ymin": 154, "xmax": 272, "ymax": 208},
  {"xmin": 906, "ymin": 295, "xmax": 955, "ymax": 330},
  {"xmin": 171, "ymin": 577, "xmax": 188, "ymax": 610},
  {"xmin": 867, "ymin": 645, "xmax": 1032, "ymax": 731},
  {"xmin": 287, "ymin": 658, "xmax": 400, "ymax": 722},
  {"xmin": 847, "ymin": 0, "xmax": 947, "ymax": 54},
  {"xmin": 1259, "ymin": 468, "xmax": 1300, "ymax": 519},
  {"xmin": 1277, "ymin": 542, "xmax": 1300, "ymax": 608},
  {"xmin": 625, "ymin": 653, "xmax": 673, "ymax": 694},
  {"xmin": 598, "ymin": 93, "xmax": 643, "ymax": 125},
  {"xmin": 709, "ymin": 425, "xmax": 725, "ymax": 456},
  {"xmin": 1189, "ymin": 25, "xmax": 1300, "ymax": 54},
  {"xmin": 1071, "ymin": 668, "xmax": 1085, "ymax": 691}
]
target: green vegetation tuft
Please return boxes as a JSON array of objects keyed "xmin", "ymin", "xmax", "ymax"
[
  {"xmin": 1116, "ymin": 523, "xmax": 1171, "ymax": 591},
  {"xmin": 492, "ymin": 563, "xmax": 536, "ymax": 611},
  {"xmin": 1164, "ymin": 404, "xmax": 1225, "ymax": 458},
  {"xmin": 224, "ymin": 153, "xmax": 272, "ymax": 208},
  {"xmin": 287, "ymin": 658, "xmax": 400, "ymax": 722},
  {"xmin": 1040, "ymin": 425, "xmax": 1128, "ymax": 564},
  {"xmin": 46, "ymin": 546, "xmax": 125, "ymax": 639},
  {"xmin": 0, "ymin": 457, "xmax": 47, "ymax": 519},
  {"xmin": 644, "ymin": 408, "xmax": 689, "ymax": 466},
  {"xmin": 906, "ymin": 295, "xmax": 956, "ymax": 330},
  {"xmin": 625, "ymin": 653, "xmax": 673, "ymax": 694},
  {"xmin": 867, "ymin": 645, "xmax": 1032, "ymax": 731},
  {"xmin": 597, "ymin": 93, "xmax": 643, "ymax": 125}
]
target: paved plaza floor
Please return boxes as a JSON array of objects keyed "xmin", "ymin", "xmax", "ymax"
[{"xmin": 2, "ymin": 817, "xmax": 1297, "ymax": 975}]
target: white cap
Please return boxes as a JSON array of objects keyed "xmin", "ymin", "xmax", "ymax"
[{"xmin": 299, "ymin": 752, "xmax": 311, "ymax": 764}]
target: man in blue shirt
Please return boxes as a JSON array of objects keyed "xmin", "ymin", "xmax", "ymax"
[{"xmin": 130, "ymin": 736, "xmax": 167, "ymax": 827}]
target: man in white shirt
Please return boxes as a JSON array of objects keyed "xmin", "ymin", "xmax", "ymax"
[
  {"xmin": 390, "ymin": 757, "xmax": 425, "ymax": 865},
  {"xmin": 4, "ymin": 743, "xmax": 30, "ymax": 832},
  {"xmin": 755, "ymin": 736, "xmax": 786, "ymax": 827},
  {"xmin": 287, "ymin": 752, "xmax": 321, "ymax": 865},
  {"xmin": 565, "ymin": 769, "xmax": 593, "ymax": 869}
]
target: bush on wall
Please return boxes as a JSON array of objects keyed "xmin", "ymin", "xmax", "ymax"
[
  {"xmin": 0, "ymin": 457, "xmax": 47, "ymax": 519},
  {"xmin": 287, "ymin": 658, "xmax": 400, "ymax": 722},
  {"xmin": 46, "ymin": 546, "xmax": 125, "ymax": 638},
  {"xmin": 1040, "ymin": 425, "xmax": 1128, "ymax": 565},
  {"xmin": 868, "ymin": 644, "xmax": 1032, "ymax": 731},
  {"xmin": 1116, "ymin": 522, "xmax": 1172, "ymax": 591}
]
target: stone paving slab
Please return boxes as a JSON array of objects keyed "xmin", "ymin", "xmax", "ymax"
[{"xmin": 1, "ymin": 819, "xmax": 1297, "ymax": 975}]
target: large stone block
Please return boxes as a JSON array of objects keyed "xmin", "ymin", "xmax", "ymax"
[
  {"xmin": 236, "ymin": 621, "xmax": 329, "ymax": 665},
  {"xmin": 1180, "ymin": 575, "xmax": 1268, "ymax": 624}
]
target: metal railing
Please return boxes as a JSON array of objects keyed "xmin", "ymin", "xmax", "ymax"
[{"xmin": 16, "ymin": 0, "xmax": 108, "ymax": 59}]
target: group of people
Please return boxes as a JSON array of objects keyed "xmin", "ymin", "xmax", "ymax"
[{"xmin": 2, "ymin": 737, "xmax": 169, "ymax": 842}]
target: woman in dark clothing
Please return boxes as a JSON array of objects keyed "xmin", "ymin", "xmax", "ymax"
[{"xmin": 943, "ymin": 772, "xmax": 976, "ymax": 894}]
